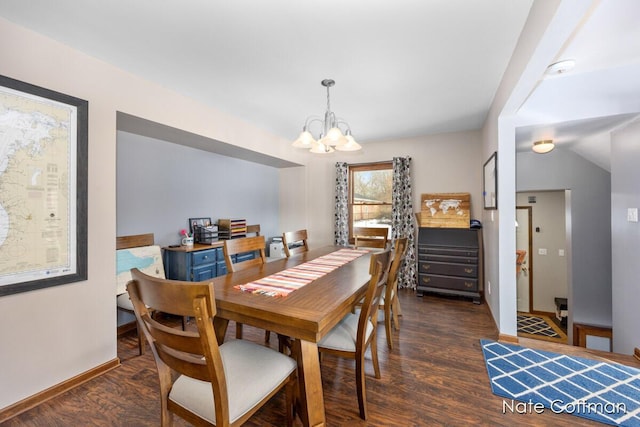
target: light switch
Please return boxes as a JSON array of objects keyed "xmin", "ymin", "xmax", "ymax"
[
  {"xmin": 558, "ymin": 249, "xmax": 565, "ymax": 256},
  {"xmin": 538, "ymin": 248, "xmax": 547, "ymax": 255},
  {"xmin": 628, "ymin": 208, "xmax": 638, "ymax": 222}
]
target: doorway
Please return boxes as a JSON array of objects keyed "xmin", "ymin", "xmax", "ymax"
[
  {"xmin": 516, "ymin": 206, "xmax": 532, "ymax": 313},
  {"xmin": 516, "ymin": 191, "xmax": 569, "ymax": 344}
]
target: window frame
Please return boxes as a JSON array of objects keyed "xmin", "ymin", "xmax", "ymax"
[{"xmin": 348, "ymin": 161, "xmax": 393, "ymax": 244}]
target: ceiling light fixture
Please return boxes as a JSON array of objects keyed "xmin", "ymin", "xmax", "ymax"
[
  {"xmin": 545, "ymin": 59, "xmax": 576, "ymax": 76},
  {"xmin": 292, "ymin": 79, "xmax": 361, "ymax": 153},
  {"xmin": 532, "ymin": 139, "xmax": 555, "ymax": 154}
]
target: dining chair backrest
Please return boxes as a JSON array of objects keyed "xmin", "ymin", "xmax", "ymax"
[
  {"xmin": 127, "ymin": 268, "xmax": 296, "ymax": 426},
  {"xmin": 353, "ymin": 227, "xmax": 388, "ymax": 249},
  {"xmin": 381, "ymin": 237, "xmax": 408, "ymax": 349},
  {"xmin": 223, "ymin": 235, "xmax": 267, "ymax": 272},
  {"xmin": 246, "ymin": 224, "xmax": 261, "ymax": 236},
  {"xmin": 387, "ymin": 237, "xmax": 408, "ymax": 301},
  {"xmin": 282, "ymin": 229, "xmax": 309, "ymax": 258},
  {"xmin": 360, "ymin": 249, "xmax": 392, "ymax": 337}
]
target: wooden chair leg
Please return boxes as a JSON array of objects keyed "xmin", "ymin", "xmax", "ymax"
[
  {"xmin": 384, "ymin": 304, "xmax": 393, "ymax": 350},
  {"xmin": 370, "ymin": 331, "xmax": 381, "ymax": 379},
  {"xmin": 235, "ymin": 322, "xmax": 243, "ymax": 339},
  {"xmin": 392, "ymin": 295, "xmax": 401, "ymax": 329},
  {"xmin": 356, "ymin": 352, "xmax": 368, "ymax": 420},
  {"xmin": 395, "ymin": 294, "xmax": 403, "ymax": 317},
  {"xmin": 136, "ymin": 323, "xmax": 145, "ymax": 355},
  {"xmin": 264, "ymin": 330, "xmax": 271, "ymax": 344}
]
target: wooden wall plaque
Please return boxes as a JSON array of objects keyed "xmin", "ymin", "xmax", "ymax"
[{"xmin": 420, "ymin": 193, "xmax": 470, "ymax": 228}]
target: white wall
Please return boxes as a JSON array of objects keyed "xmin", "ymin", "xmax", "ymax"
[
  {"xmin": 281, "ymin": 131, "xmax": 483, "ymax": 251},
  {"xmin": 0, "ymin": 17, "xmax": 304, "ymax": 409},
  {"xmin": 117, "ymin": 131, "xmax": 281, "ymax": 246},
  {"xmin": 611, "ymin": 118, "xmax": 640, "ymax": 354}
]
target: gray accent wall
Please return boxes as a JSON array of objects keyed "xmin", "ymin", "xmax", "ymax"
[
  {"xmin": 611, "ymin": 118, "xmax": 640, "ymax": 354},
  {"xmin": 517, "ymin": 148, "xmax": 612, "ymax": 331},
  {"xmin": 117, "ymin": 131, "xmax": 280, "ymax": 247}
]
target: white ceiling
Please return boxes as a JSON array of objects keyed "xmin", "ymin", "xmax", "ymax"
[
  {"xmin": 515, "ymin": 0, "xmax": 640, "ymax": 171},
  {"xmin": 2, "ymin": 0, "xmax": 639, "ymax": 170}
]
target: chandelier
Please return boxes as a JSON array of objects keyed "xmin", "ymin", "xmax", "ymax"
[{"xmin": 292, "ymin": 79, "xmax": 361, "ymax": 153}]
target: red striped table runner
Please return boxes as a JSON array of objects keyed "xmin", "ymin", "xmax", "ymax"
[{"xmin": 234, "ymin": 248, "xmax": 369, "ymax": 297}]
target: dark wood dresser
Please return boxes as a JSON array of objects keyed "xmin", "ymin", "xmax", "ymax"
[{"xmin": 417, "ymin": 227, "xmax": 483, "ymax": 304}]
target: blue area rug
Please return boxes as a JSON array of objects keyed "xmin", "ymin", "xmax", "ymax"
[{"xmin": 481, "ymin": 339, "xmax": 640, "ymax": 426}]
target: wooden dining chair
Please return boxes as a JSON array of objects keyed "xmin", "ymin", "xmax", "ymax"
[
  {"xmin": 281, "ymin": 229, "xmax": 309, "ymax": 258},
  {"xmin": 317, "ymin": 249, "xmax": 391, "ymax": 420},
  {"xmin": 380, "ymin": 237, "xmax": 408, "ymax": 349},
  {"xmin": 353, "ymin": 226, "xmax": 389, "ymax": 249},
  {"xmin": 246, "ymin": 224, "xmax": 260, "ymax": 236},
  {"xmin": 223, "ymin": 235, "xmax": 268, "ymax": 341},
  {"xmin": 127, "ymin": 269, "xmax": 297, "ymax": 427}
]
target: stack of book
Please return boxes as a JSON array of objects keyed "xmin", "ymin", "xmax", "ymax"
[{"xmin": 217, "ymin": 218, "xmax": 247, "ymax": 239}]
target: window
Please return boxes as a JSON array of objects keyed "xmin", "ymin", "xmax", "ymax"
[{"xmin": 349, "ymin": 162, "xmax": 393, "ymax": 242}]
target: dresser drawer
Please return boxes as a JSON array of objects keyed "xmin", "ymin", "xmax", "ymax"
[
  {"xmin": 419, "ymin": 245, "xmax": 478, "ymax": 258},
  {"xmin": 418, "ymin": 274, "xmax": 478, "ymax": 292},
  {"xmin": 418, "ymin": 261, "xmax": 477, "ymax": 277},
  {"xmin": 419, "ymin": 252, "xmax": 477, "ymax": 264},
  {"xmin": 192, "ymin": 248, "xmax": 218, "ymax": 266}
]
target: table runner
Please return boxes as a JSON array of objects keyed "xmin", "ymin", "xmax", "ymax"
[{"xmin": 234, "ymin": 248, "xmax": 369, "ymax": 297}]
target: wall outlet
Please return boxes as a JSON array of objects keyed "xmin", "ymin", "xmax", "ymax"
[
  {"xmin": 628, "ymin": 208, "xmax": 638, "ymax": 222},
  {"xmin": 558, "ymin": 249, "xmax": 565, "ymax": 256},
  {"xmin": 538, "ymin": 248, "xmax": 547, "ymax": 255}
]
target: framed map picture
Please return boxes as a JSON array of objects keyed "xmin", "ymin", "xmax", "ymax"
[{"xmin": 0, "ymin": 75, "xmax": 88, "ymax": 296}]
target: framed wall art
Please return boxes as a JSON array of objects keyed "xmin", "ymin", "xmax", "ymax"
[
  {"xmin": 0, "ymin": 75, "xmax": 88, "ymax": 296},
  {"xmin": 483, "ymin": 151, "xmax": 498, "ymax": 210}
]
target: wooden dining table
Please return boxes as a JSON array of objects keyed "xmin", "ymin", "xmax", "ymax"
[{"xmin": 211, "ymin": 245, "xmax": 373, "ymax": 427}]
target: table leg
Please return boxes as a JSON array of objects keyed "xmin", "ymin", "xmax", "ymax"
[
  {"xmin": 291, "ymin": 339, "xmax": 326, "ymax": 427},
  {"xmin": 212, "ymin": 317, "xmax": 229, "ymax": 345}
]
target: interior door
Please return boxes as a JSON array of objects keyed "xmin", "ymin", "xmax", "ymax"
[{"xmin": 516, "ymin": 207, "xmax": 532, "ymax": 313}]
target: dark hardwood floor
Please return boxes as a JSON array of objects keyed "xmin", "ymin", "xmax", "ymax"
[{"xmin": 5, "ymin": 290, "xmax": 639, "ymax": 426}]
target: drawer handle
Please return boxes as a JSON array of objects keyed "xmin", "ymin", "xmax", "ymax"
[
  {"xmin": 465, "ymin": 268, "xmax": 473, "ymax": 273},
  {"xmin": 203, "ymin": 255, "xmax": 208, "ymax": 260},
  {"xmin": 464, "ymin": 282, "xmax": 473, "ymax": 288},
  {"xmin": 423, "ymin": 277, "xmax": 431, "ymax": 284},
  {"xmin": 423, "ymin": 264, "xmax": 431, "ymax": 271}
]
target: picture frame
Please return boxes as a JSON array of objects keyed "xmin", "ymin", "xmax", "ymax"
[
  {"xmin": 0, "ymin": 75, "xmax": 88, "ymax": 296},
  {"xmin": 188, "ymin": 217, "xmax": 212, "ymax": 234},
  {"xmin": 483, "ymin": 151, "xmax": 498, "ymax": 210}
]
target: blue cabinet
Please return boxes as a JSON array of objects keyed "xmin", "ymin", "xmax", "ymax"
[{"xmin": 163, "ymin": 243, "xmax": 256, "ymax": 281}]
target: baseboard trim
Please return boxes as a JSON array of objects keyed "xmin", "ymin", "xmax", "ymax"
[
  {"xmin": 117, "ymin": 321, "xmax": 137, "ymax": 337},
  {"xmin": 499, "ymin": 333, "xmax": 519, "ymax": 344},
  {"xmin": 0, "ymin": 358, "xmax": 120, "ymax": 423}
]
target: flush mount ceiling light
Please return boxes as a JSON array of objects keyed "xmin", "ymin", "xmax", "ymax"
[
  {"xmin": 292, "ymin": 79, "xmax": 361, "ymax": 154},
  {"xmin": 532, "ymin": 139, "xmax": 555, "ymax": 154},
  {"xmin": 545, "ymin": 59, "xmax": 576, "ymax": 76}
]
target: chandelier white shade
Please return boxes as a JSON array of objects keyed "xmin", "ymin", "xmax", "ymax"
[
  {"xmin": 532, "ymin": 139, "xmax": 555, "ymax": 154},
  {"xmin": 292, "ymin": 79, "xmax": 361, "ymax": 153}
]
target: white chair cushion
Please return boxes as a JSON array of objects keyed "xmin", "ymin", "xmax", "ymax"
[
  {"xmin": 169, "ymin": 339, "xmax": 296, "ymax": 424},
  {"xmin": 318, "ymin": 313, "xmax": 374, "ymax": 352},
  {"xmin": 116, "ymin": 293, "xmax": 133, "ymax": 311}
]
